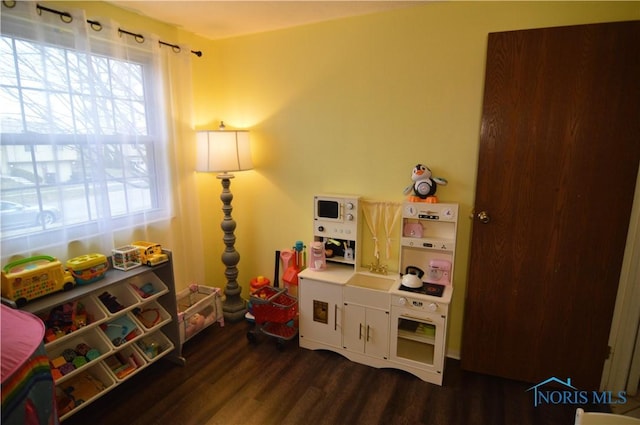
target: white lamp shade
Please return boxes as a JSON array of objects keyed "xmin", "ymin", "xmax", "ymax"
[{"xmin": 196, "ymin": 130, "xmax": 253, "ymax": 173}]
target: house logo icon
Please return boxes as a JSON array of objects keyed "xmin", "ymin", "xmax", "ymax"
[
  {"xmin": 526, "ymin": 377, "xmax": 628, "ymax": 407},
  {"xmin": 526, "ymin": 377, "xmax": 578, "ymax": 407}
]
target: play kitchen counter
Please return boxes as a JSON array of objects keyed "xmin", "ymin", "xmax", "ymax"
[
  {"xmin": 299, "ymin": 263, "xmax": 453, "ymax": 385},
  {"xmin": 299, "ymin": 202, "xmax": 458, "ymax": 386}
]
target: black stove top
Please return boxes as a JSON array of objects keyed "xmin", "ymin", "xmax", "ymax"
[{"xmin": 398, "ymin": 282, "xmax": 445, "ymax": 297}]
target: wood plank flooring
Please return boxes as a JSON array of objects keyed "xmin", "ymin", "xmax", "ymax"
[{"xmin": 63, "ymin": 320, "xmax": 607, "ymax": 425}]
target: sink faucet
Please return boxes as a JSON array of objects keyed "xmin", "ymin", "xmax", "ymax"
[{"xmin": 368, "ymin": 256, "xmax": 388, "ymax": 275}]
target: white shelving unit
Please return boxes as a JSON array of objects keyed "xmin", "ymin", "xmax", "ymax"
[
  {"xmin": 399, "ymin": 202, "xmax": 458, "ymax": 279},
  {"xmin": 19, "ymin": 251, "xmax": 182, "ymax": 422}
]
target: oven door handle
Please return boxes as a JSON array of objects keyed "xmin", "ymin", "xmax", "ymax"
[{"xmin": 400, "ymin": 313, "xmax": 433, "ymax": 323}]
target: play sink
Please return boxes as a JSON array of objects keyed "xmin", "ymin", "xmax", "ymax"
[{"xmin": 346, "ymin": 272, "xmax": 397, "ymax": 292}]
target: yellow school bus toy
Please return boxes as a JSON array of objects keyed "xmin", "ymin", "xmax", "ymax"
[
  {"xmin": 130, "ymin": 241, "xmax": 169, "ymax": 266},
  {"xmin": 1, "ymin": 256, "xmax": 75, "ymax": 307}
]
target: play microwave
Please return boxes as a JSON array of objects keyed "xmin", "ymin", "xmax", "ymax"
[{"xmin": 314, "ymin": 195, "xmax": 358, "ymax": 224}]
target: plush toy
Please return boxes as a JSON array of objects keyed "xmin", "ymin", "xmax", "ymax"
[{"xmin": 403, "ymin": 164, "xmax": 447, "ymax": 202}]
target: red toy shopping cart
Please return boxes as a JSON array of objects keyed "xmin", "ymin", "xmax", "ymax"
[{"xmin": 247, "ymin": 286, "xmax": 298, "ymax": 350}]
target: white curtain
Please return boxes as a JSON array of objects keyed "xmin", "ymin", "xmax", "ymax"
[
  {"xmin": 362, "ymin": 200, "xmax": 402, "ymax": 261},
  {"xmin": 362, "ymin": 201, "xmax": 381, "ymax": 260},
  {"xmin": 383, "ymin": 202, "xmax": 401, "ymax": 260},
  {"xmin": 0, "ymin": 1, "xmax": 198, "ymax": 274}
]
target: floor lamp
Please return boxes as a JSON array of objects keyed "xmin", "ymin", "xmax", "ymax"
[{"xmin": 196, "ymin": 124, "xmax": 253, "ymax": 322}]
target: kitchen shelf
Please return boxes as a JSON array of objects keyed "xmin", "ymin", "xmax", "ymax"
[
  {"xmin": 397, "ymin": 318, "xmax": 436, "ymax": 344},
  {"xmin": 396, "ymin": 337, "xmax": 435, "ymax": 365},
  {"xmin": 397, "ymin": 329, "xmax": 436, "ymax": 345}
]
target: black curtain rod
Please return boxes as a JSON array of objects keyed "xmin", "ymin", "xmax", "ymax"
[{"xmin": 2, "ymin": 1, "xmax": 203, "ymax": 57}]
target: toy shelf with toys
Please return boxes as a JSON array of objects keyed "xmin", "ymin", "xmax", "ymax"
[{"xmin": 15, "ymin": 250, "xmax": 183, "ymax": 422}]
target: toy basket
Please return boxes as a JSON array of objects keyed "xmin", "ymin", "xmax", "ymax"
[
  {"xmin": 66, "ymin": 253, "xmax": 109, "ymax": 285},
  {"xmin": 250, "ymin": 286, "xmax": 284, "ymax": 303},
  {"xmin": 251, "ymin": 287, "xmax": 297, "ymax": 325},
  {"xmin": 247, "ymin": 286, "xmax": 298, "ymax": 349}
]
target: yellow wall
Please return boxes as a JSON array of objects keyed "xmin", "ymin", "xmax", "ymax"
[
  {"xmin": 51, "ymin": 1, "xmax": 640, "ymax": 357},
  {"xmin": 190, "ymin": 1, "xmax": 640, "ymax": 357}
]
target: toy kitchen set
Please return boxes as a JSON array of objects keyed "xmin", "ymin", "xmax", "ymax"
[{"xmin": 298, "ymin": 194, "xmax": 458, "ymax": 385}]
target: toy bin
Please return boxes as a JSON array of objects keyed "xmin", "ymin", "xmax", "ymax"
[
  {"xmin": 111, "ymin": 245, "xmax": 142, "ymax": 271},
  {"xmin": 176, "ymin": 285, "xmax": 223, "ymax": 344},
  {"xmin": 45, "ymin": 328, "xmax": 113, "ymax": 383},
  {"xmin": 99, "ymin": 313, "xmax": 142, "ymax": 349},
  {"xmin": 135, "ymin": 330, "xmax": 175, "ymax": 362},
  {"xmin": 95, "ymin": 282, "xmax": 139, "ymax": 315},
  {"xmin": 38, "ymin": 295, "xmax": 109, "ymax": 344},
  {"xmin": 66, "ymin": 253, "xmax": 109, "ymax": 285},
  {"xmin": 127, "ymin": 272, "xmax": 168, "ymax": 302},
  {"xmin": 56, "ymin": 363, "xmax": 115, "ymax": 421},
  {"xmin": 131, "ymin": 300, "xmax": 172, "ymax": 332},
  {"xmin": 103, "ymin": 345, "xmax": 147, "ymax": 382}
]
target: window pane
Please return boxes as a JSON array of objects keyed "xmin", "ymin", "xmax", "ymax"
[
  {"xmin": 15, "ymin": 39, "xmax": 46, "ymax": 90},
  {"xmin": 49, "ymin": 91, "xmax": 74, "ymax": 133},
  {"xmin": 72, "ymin": 94, "xmax": 101, "ymax": 133},
  {"xmin": 22, "ymin": 88, "xmax": 50, "ymax": 132},
  {"xmin": 67, "ymin": 51, "xmax": 92, "ymax": 95},
  {"xmin": 43, "ymin": 45, "xmax": 69, "ymax": 91},
  {"xmin": 95, "ymin": 95, "xmax": 116, "ymax": 134},
  {"xmin": 1, "ymin": 26, "xmax": 165, "ymax": 245},
  {"xmin": 0, "ymin": 87, "xmax": 22, "ymax": 132},
  {"xmin": 0, "ymin": 178, "xmax": 61, "ymax": 236},
  {"xmin": 60, "ymin": 183, "xmax": 94, "ymax": 224},
  {"xmin": 0, "ymin": 37, "xmax": 17, "ymax": 86}
]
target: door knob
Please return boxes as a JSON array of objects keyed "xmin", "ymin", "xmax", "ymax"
[{"xmin": 477, "ymin": 211, "xmax": 491, "ymax": 224}]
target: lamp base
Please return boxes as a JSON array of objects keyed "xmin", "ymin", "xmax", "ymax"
[
  {"xmin": 222, "ymin": 298, "xmax": 247, "ymax": 322},
  {"xmin": 217, "ymin": 174, "xmax": 248, "ymax": 323}
]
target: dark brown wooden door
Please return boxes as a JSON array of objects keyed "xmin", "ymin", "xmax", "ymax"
[{"xmin": 461, "ymin": 21, "xmax": 640, "ymax": 390}]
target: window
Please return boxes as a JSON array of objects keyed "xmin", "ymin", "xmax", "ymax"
[{"xmin": 0, "ymin": 10, "xmax": 171, "ymax": 255}]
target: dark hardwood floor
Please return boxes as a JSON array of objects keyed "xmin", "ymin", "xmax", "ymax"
[{"xmin": 63, "ymin": 320, "xmax": 607, "ymax": 425}]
